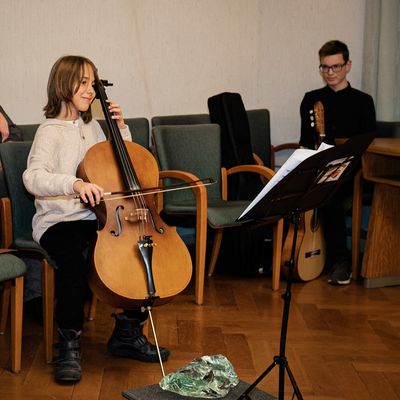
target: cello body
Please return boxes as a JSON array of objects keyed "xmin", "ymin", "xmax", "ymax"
[
  {"xmin": 77, "ymin": 98, "xmax": 192, "ymax": 309},
  {"xmin": 79, "ymin": 142, "xmax": 192, "ymax": 309}
]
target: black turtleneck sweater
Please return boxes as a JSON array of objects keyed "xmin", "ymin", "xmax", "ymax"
[{"xmin": 299, "ymin": 83, "xmax": 376, "ymax": 149}]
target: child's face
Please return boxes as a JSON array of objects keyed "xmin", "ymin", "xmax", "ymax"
[{"xmin": 70, "ymin": 64, "xmax": 96, "ymax": 117}]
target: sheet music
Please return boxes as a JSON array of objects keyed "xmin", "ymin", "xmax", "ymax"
[{"xmin": 239, "ymin": 143, "xmax": 333, "ymax": 219}]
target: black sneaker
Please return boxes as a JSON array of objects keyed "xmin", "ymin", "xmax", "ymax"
[{"xmin": 328, "ymin": 261, "xmax": 352, "ymax": 285}]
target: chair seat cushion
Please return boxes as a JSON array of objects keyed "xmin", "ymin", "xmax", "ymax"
[
  {"xmin": 165, "ymin": 198, "xmax": 250, "ymax": 228},
  {"xmin": 13, "ymin": 238, "xmax": 55, "ymax": 267},
  {"xmin": 0, "ymin": 254, "xmax": 27, "ymax": 281}
]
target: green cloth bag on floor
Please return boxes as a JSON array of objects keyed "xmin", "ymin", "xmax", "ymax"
[{"xmin": 159, "ymin": 354, "xmax": 239, "ymax": 398}]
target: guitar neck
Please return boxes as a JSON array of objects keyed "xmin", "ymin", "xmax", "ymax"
[
  {"xmin": 317, "ymin": 132, "xmax": 326, "ymax": 147},
  {"xmin": 313, "ymin": 100, "xmax": 325, "ymax": 148}
]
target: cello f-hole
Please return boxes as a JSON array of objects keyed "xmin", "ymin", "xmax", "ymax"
[{"xmin": 110, "ymin": 205, "xmax": 124, "ymax": 237}]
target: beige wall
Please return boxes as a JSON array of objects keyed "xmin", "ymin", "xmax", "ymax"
[{"xmin": 0, "ymin": 0, "xmax": 366, "ymax": 143}]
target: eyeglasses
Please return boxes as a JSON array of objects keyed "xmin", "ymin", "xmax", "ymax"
[{"xmin": 319, "ymin": 62, "xmax": 347, "ymax": 73}]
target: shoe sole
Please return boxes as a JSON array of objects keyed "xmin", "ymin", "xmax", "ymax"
[
  {"xmin": 328, "ymin": 278, "xmax": 351, "ymax": 285},
  {"xmin": 108, "ymin": 348, "xmax": 169, "ymax": 363},
  {"xmin": 55, "ymin": 372, "xmax": 81, "ymax": 383}
]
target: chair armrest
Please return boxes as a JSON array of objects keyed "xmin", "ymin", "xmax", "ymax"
[
  {"xmin": 158, "ymin": 170, "xmax": 208, "ymax": 302},
  {"xmin": 221, "ymin": 164, "xmax": 275, "ymax": 201},
  {"xmin": 253, "ymin": 152, "xmax": 264, "ymax": 166},
  {"xmin": 270, "ymin": 142, "xmax": 299, "ymax": 170},
  {"xmin": 0, "ymin": 197, "xmax": 13, "ymax": 248},
  {"xmin": 271, "ymin": 142, "xmax": 300, "ymax": 152},
  {"xmin": 226, "ymin": 164, "xmax": 275, "ymax": 180},
  {"xmin": 158, "ymin": 169, "xmax": 208, "ymax": 214},
  {"xmin": 0, "ymin": 248, "xmax": 16, "ymax": 254}
]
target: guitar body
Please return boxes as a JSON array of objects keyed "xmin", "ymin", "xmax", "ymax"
[
  {"xmin": 281, "ymin": 210, "xmax": 325, "ymax": 281},
  {"xmin": 296, "ymin": 210, "xmax": 326, "ymax": 280}
]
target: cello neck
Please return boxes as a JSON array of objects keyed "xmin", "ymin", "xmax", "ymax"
[{"xmin": 95, "ymin": 80, "xmax": 140, "ymax": 192}]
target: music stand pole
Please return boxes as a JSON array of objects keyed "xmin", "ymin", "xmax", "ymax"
[{"xmin": 237, "ymin": 210, "xmax": 303, "ymax": 400}]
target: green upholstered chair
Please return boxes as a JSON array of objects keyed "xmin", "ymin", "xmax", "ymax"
[
  {"xmin": 151, "ymin": 110, "xmax": 273, "ymax": 168},
  {"xmin": 18, "ymin": 124, "xmax": 39, "ymax": 142},
  {"xmin": 151, "ymin": 113, "xmax": 211, "ymax": 127},
  {"xmin": 152, "ymin": 124, "xmax": 283, "ymax": 305},
  {"xmin": 0, "ymin": 142, "xmax": 55, "ymax": 363},
  {"xmin": 0, "ymin": 252, "xmax": 27, "ymax": 372}
]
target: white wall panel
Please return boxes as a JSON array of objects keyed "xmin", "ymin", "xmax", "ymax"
[{"xmin": 0, "ymin": 0, "xmax": 365, "ymax": 143}]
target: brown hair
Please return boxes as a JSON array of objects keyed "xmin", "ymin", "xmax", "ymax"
[
  {"xmin": 43, "ymin": 55, "xmax": 99, "ymax": 123},
  {"xmin": 319, "ymin": 40, "xmax": 349, "ymax": 63}
]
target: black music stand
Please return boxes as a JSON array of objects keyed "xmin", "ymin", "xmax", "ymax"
[{"xmin": 235, "ymin": 133, "xmax": 374, "ymax": 400}]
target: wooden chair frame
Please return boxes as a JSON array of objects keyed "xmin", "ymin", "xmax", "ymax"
[
  {"xmin": 0, "ymin": 197, "xmax": 55, "ymax": 363},
  {"xmin": 0, "ymin": 273, "xmax": 24, "ymax": 372},
  {"xmin": 159, "ymin": 164, "xmax": 283, "ymax": 306}
]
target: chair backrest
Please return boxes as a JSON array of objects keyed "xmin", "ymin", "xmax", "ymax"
[
  {"xmin": 152, "ymin": 124, "xmax": 222, "ymax": 205},
  {"xmin": 18, "ymin": 118, "xmax": 151, "ymax": 146},
  {"xmin": 247, "ymin": 109, "xmax": 271, "ymax": 167},
  {"xmin": 0, "ymin": 142, "xmax": 35, "ymax": 242},
  {"xmin": 151, "ymin": 114, "xmax": 210, "ymax": 127},
  {"xmin": 18, "ymin": 124, "xmax": 39, "ymax": 141},
  {"xmin": 376, "ymin": 120, "xmax": 400, "ymax": 138},
  {"xmin": 152, "ymin": 110, "xmax": 272, "ymax": 167},
  {"xmin": 98, "ymin": 117, "xmax": 150, "ymax": 149}
]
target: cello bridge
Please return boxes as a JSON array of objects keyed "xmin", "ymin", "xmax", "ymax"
[{"xmin": 124, "ymin": 208, "xmax": 149, "ymax": 223}]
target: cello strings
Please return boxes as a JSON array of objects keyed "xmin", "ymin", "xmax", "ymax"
[
  {"xmin": 111, "ymin": 124, "xmax": 147, "ymax": 219},
  {"xmin": 120, "ymin": 137, "xmax": 151, "ymax": 234}
]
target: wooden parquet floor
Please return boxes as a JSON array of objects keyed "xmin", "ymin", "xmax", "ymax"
[{"xmin": 1, "ymin": 273, "xmax": 400, "ymax": 399}]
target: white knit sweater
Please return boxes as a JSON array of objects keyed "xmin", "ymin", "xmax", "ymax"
[{"xmin": 23, "ymin": 117, "xmax": 131, "ymax": 242}]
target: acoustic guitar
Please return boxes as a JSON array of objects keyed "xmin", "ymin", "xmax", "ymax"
[{"xmin": 281, "ymin": 101, "xmax": 326, "ymax": 281}]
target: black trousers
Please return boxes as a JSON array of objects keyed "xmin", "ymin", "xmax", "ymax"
[
  {"xmin": 40, "ymin": 220, "xmax": 146, "ymax": 331},
  {"xmin": 321, "ymin": 179, "xmax": 353, "ymax": 268}
]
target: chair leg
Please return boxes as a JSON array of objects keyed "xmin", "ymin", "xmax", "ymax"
[
  {"xmin": 0, "ymin": 283, "xmax": 11, "ymax": 334},
  {"xmin": 271, "ymin": 218, "xmax": 284, "ymax": 291},
  {"xmin": 42, "ymin": 260, "xmax": 54, "ymax": 363},
  {"xmin": 352, "ymin": 170, "xmax": 363, "ymax": 279},
  {"xmin": 194, "ymin": 198, "xmax": 207, "ymax": 306},
  {"xmin": 207, "ymin": 229, "xmax": 224, "ymax": 277},
  {"xmin": 11, "ymin": 276, "xmax": 24, "ymax": 373}
]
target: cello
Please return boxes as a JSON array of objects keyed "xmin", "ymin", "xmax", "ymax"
[{"xmin": 77, "ymin": 80, "xmax": 192, "ymax": 310}]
